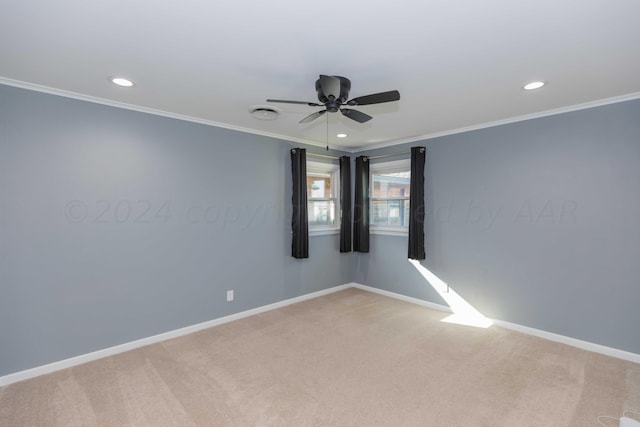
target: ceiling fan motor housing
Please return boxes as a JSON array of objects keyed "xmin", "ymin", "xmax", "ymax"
[{"xmin": 316, "ymin": 76, "xmax": 351, "ymax": 111}]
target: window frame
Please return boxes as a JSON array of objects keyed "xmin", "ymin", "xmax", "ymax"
[
  {"xmin": 307, "ymin": 160, "xmax": 341, "ymax": 236},
  {"xmin": 369, "ymin": 158, "xmax": 411, "ymax": 236}
]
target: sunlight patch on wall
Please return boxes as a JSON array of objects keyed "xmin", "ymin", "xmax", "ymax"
[{"xmin": 408, "ymin": 260, "xmax": 493, "ymax": 328}]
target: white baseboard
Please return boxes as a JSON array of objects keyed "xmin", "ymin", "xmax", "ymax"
[
  {"xmin": 490, "ymin": 318, "xmax": 640, "ymax": 364},
  {"xmin": 349, "ymin": 283, "xmax": 453, "ymax": 313},
  {"xmin": 3, "ymin": 282, "xmax": 638, "ymax": 387},
  {"xmin": 351, "ymin": 282, "xmax": 640, "ymax": 365},
  {"xmin": 0, "ymin": 284, "xmax": 350, "ymax": 387}
]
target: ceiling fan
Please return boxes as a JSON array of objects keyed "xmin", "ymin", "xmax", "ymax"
[{"xmin": 267, "ymin": 75, "xmax": 400, "ymax": 124}]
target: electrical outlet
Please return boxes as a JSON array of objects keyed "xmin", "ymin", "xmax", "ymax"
[{"xmin": 226, "ymin": 290, "xmax": 234, "ymax": 302}]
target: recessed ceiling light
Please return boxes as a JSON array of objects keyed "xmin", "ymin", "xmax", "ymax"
[
  {"xmin": 111, "ymin": 77, "xmax": 134, "ymax": 87},
  {"xmin": 523, "ymin": 81, "xmax": 545, "ymax": 90},
  {"xmin": 336, "ymin": 133, "xmax": 347, "ymax": 138}
]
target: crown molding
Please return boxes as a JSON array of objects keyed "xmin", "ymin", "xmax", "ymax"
[
  {"xmin": 0, "ymin": 76, "xmax": 354, "ymax": 152},
  {"xmin": 349, "ymin": 91, "xmax": 640, "ymax": 153},
  {"xmin": 2, "ymin": 76, "xmax": 638, "ymax": 155}
]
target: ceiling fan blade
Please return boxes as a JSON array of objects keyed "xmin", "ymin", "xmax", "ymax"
[
  {"xmin": 267, "ymin": 99, "xmax": 322, "ymax": 107},
  {"xmin": 299, "ymin": 110, "xmax": 327, "ymax": 124},
  {"xmin": 340, "ymin": 109, "xmax": 372, "ymax": 123},
  {"xmin": 319, "ymin": 75, "xmax": 341, "ymax": 100},
  {"xmin": 347, "ymin": 90, "xmax": 400, "ymax": 106}
]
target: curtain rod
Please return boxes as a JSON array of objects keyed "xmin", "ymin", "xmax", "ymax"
[
  {"xmin": 294, "ymin": 147, "xmax": 425, "ymax": 161},
  {"xmin": 365, "ymin": 148, "xmax": 424, "ymax": 161},
  {"xmin": 306, "ymin": 152, "xmax": 341, "ymax": 160}
]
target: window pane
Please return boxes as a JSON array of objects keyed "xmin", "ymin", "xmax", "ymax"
[
  {"xmin": 372, "ymin": 172, "xmax": 410, "ymax": 198},
  {"xmin": 308, "ymin": 200, "xmax": 336, "ymax": 226},
  {"xmin": 372, "ymin": 200, "xmax": 389, "ymax": 225},
  {"xmin": 307, "ymin": 175, "xmax": 332, "ymax": 198},
  {"xmin": 371, "ymin": 199, "xmax": 410, "ymax": 227}
]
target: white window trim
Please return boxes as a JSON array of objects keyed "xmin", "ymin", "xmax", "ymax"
[
  {"xmin": 370, "ymin": 158, "xmax": 411, "ymax": 236},
  {"xmin": 307, "ymin": 161, "xmax": 340, "ymax": 237}
]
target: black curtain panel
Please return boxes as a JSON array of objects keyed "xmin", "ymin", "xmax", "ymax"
[
  {"xmin": 353, "ymin": 156, "xmax": 370, "ymax": 253},
  {"xmin": 408, "ymin": 146, "xmax": 426, "ymax": 260},
  {"xmin": 339, "ymin": 156, "xmax": 352, "ymax": 253},
  {"xmin": 291, "ymin": 148, "xmax": 309, "ymax": 259}
]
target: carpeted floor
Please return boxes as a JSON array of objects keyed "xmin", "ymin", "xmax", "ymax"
[{"xmin": 1, "ymin": 288, "xmax": 639, "ymax": 426}]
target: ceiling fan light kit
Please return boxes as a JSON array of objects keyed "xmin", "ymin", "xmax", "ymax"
[{"xmin": 267, "ymin": 75, "xmax": 400, "ymax": 124}]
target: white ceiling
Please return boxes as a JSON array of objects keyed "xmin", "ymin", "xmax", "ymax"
[{"xmin": 1, "ymin": 1, "xmax": 639, "ymax": 151}]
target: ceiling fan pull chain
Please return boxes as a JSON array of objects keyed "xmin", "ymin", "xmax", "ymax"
[{"xmin": 326, "ymin": 110, "xmax": 329, "ymax": 151}]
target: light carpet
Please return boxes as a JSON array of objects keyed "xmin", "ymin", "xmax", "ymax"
[{"xmin": 1, "ymin": 288, "xmax": 639, "ymax": 426}]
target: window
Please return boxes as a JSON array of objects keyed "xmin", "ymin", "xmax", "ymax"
[
  {"xmin": 307, "ymin": 161, "xmax": 340, "ymax": 235},
  {"xmin": 370, "ymin": 159, "xmax": 411, "ymax": 236}
]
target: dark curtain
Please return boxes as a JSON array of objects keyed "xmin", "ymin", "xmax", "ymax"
[
  {"xmin": 339, "ymin": 156, "xmax": 352, "ymax": 253},
  {"xmin": 353, "ymin": 156, "xmax": 370, "ymax": 253},
  {"xmin": 291, "ymin": 148, "xmax": 308, "ymax": 259},
  {"xmin": 408, "ymin": 146, "xmax": 426, "ymax": 260}
]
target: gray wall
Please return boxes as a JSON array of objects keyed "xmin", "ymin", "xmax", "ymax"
[
  {"xmin": 2, "ymin": 83, "xmax": 639, "ymax": 378},
  {"xmin": 0, "ymin": 84, "xmax": 352, "ymax": 376},
  {"xmin": 354, "ymin": 99, "xmax": 640, "ymax": 354}
]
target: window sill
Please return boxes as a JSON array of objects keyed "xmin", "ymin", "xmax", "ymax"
[
  {"xmin": 309, "ymin": 226, "xmax": 340, "ymax": 237},
  {"xmin": 370, "ymin": 226, "xmax": 408, "ymax": 237}
]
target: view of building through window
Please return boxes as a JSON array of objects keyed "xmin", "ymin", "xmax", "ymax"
[
  {"xmin": 307, "ymin": 174, "xmax": 336, "ymax": 226},
  {"xmin": 304, "ymin": 159, "xmax": 408, "ymax": 232},
  {"xmin": 371, "ymin": 171, "xmax": 410, "ymax": 227}
]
